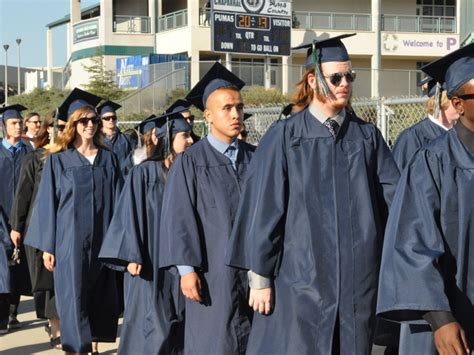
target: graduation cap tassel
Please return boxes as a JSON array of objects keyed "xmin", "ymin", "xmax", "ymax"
[
  {"xmin": 165, "ymin": 116, "xmax": 171, "ymax": 159},
  {"xmin": 51, "ymin": 107, "xmax": 59, "ymax": 145},
  {"xmin": 433, "ymin": 82, "xmax": 442, "ymax": 122},
  {"xmin": 313, "ymin": 43, "xmax": 329, "ymax": 97}
]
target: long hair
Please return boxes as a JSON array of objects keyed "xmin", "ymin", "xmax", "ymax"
[
  {"xmin": 425, "ymin": 91, "xmax": 450, "ymax": 116},
  {"xmin": 47, "ymin": 106, "xmax": 105, "ymax": 154},
  {"xmin": 292, "ymin": 68, "xmax": 328, "ymax": 113},
  {"xmin": 34, "ymin": 111, "xmax": 55, "ymax": 148}
]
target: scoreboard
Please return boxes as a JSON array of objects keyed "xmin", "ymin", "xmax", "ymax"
[{"xmin": 211, "ymin": 0, "xmax": 292, "ymax": 56}]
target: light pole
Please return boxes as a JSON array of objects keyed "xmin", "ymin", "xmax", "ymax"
[
  {"xmin": 16, "ymin": 38, "xmax": 21, "ymax": 95},
  {"xmin": 3, "ymin": 44, "xmax": 9, "ymax": 105}
]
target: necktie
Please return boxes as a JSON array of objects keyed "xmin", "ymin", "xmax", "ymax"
[
  {"xmin": 225, "ymin": 145, "xmax": 237, "ymax": 169},
  {"xmin": 9, "ymin": 146, "xmax": 18, "ymax": 155},
  {"xmin": 324, "ymin": 119, "xmax": 339, "ymax": 138}
]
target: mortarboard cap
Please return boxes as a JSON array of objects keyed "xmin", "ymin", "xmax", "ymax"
[
  {"xmin": 0, "ymin": 104, "xmax": 28, "ymax": 122},
  {"xmin": 243, "ymin": 113, "xmax": 253, "ymax": 121},
  {"xmin": 58, "ymin": 88, "xmax": 102, "ymax": 120},
  {"xmin": 155, "ymin": 112, "xmax": 192, "ymax": 138},
  {"xmin": 166, "ymin": 99, "xmax": 192, "ymax": 115},
  {"xmin": 421, "ymin": 43, "xmax": 474, "ymax": 98},
  {"xmin": 97, "ymin": 100, "xmax": 121, "ymax": 116},
  {"xmin": 293, "ymin": 33, "xmax": 356, "ymax": 69},
  {"xmin": 418, "ymin": 76, "xmax": 443, "ymax": 98},
  {"xmin": 186, "ymin": 62, "xmax": 245, "ymax": 111},
  {"xmin": 136, "ymin": 114, "xmax": 157, "ymax": 135}
]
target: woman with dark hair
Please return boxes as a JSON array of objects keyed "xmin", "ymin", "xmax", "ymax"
[
  {"xmin": 100, "ymin": 111, "xmax": 193, "ymax": 355},
  {"xmin": 25, "ymin": 89, "xmax": 122, "ymax": 355},
  {"xmin": 9, "ymin": 111, "xmax": 67, "ymax": 348}
]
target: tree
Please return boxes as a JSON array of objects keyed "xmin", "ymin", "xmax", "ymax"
[{"xmin": 82, "ymin": 50, "xmax": 127, "ymax": 100}]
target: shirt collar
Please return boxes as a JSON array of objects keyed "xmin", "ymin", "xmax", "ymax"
[
  {"xmin": 2, "ymin": 139, "xmax": 24, "ymax": 151},
  {"xmin": 206, "ymin": 133, "xmax": 238, "ymax": 155},
  {"xmin": 309, "ymin": 101, "xmax": 346, "ymax": 126},
  {"xmin": 427, "ymin": 114, "xmax": 450, "ymax": 131}
]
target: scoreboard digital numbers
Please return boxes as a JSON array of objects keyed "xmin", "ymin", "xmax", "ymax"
[{"xmin": 212, "ymin": 0, "xmax": 292, "ymax": 56}]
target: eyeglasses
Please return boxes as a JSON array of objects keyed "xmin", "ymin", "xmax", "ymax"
[
  {"xmin": 49, "ymin": 124, "xmax": 67, "ymax": 131},
  {"xmin": 324, "ymin": 70, "xmax": 356, "ymax": 86},
  {"xmin": 78, "ymin": 116, "xmax": 100, "ymax": 125},
  {"xmin": 102, "ymin": 115, "xmax": 117, "ymax": 121},
  {"xmin": 458, "ymin": 94, "xmax": 474, "ymax": 100}
]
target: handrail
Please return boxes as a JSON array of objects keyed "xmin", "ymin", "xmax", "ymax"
[{"xmin": 157, "ymin": 9, "xmax": 188, "ymax": 32}]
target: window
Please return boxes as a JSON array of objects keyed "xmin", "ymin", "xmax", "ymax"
[{"xmin": 416, "ymin": 0, "xmax": 456, "ymax": 32}]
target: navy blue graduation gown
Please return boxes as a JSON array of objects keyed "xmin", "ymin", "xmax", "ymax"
[
  {"xmin": 0, "ymin": 140, "xmax": 33, "ymax": 296},
  {"xmin": 25, "ymin": 147, "xmax": 122, "ymax": 353},
  {"xmin": 0, "ymin": 206, "xmax": 10, "ymax": 294},
  {"xmin": 390, "ymin": 117, "xmax": 447, "ymax": 353},
  {"xmin": 159, "ymin": 138, "xmax": 255, "ymax": 355},
  {"xmin": 226, "ymin": 109, "xmax": 400, "ymax": 355},
  {"xmin": 392, "ymin": 117, "xmax": 446, "ymax": 170},
  {"xmin": 377, "ymin": 128, "xmax": 474, "ymax": 353},
  {"xmin": 103, "ymin": 130, "xmax": 133, "ymax": 173},
  {"xmin": 99, "ymin": 160, "xmax": 184, "ymax": 355}
]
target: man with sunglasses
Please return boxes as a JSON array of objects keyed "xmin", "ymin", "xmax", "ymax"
[
  {"xmin": 226, "ymin": 34, "xmax": 400, "ymax": 354},
  {"xmin": 377, "ymin": 43, "xmax": 474, "ymax": 355},
  {"xmin": 98, "ymin": 100, "xmax": 133, "ymax": 173}
]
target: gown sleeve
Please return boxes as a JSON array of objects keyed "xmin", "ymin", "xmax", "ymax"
[
  {"xmin": 391, "ymin": 128, "xmax": 422, "ymax": 172},
  {"xmin": 377, "ymin": 149, "xmax": 451, "ymax": 322},
  {"xmin": 158, "ymin": 153, "xmax": 203, "ymax": 269},
  {"xmin": 99, "ymin": 166, "xmax": 146, "ymax": 270},
  {"xmin": 226, "ymin": 121, "xmax": 288, "ymax": 277},
  {"xmin": 9, "ymin": 152, "xmax": 36, "ymax": 234},
  {"xmin": 24, "ymin": 154, "xmax": 59, "ymax": 255}
]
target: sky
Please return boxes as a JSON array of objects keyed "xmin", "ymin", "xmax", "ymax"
[{"xmin": 0, "ymin": 0, "xmax": 98, "ymax": 69}]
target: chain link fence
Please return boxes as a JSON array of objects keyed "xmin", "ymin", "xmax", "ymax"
[{"xmin": 117, "ymin": 96, "xmax": 428, "ymax": 149}]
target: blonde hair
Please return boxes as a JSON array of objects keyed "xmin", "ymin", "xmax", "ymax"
[
  {"xmin": 292, "ymin": 67, "xmax": 330, "ymax": 113},
  {"xmin": 425, "ymin": 90, "xmax": 450, "ymax": 116},
  {"xmin": 47, "ymin": 106, "xmax": 104, "ymax": 155}
]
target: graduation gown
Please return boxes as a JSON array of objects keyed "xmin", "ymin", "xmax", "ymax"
[
  {"xmin": 389, "ymin": 117, "xmax": 447, "ymax": 353},
  {"xmin": 159, "ymin": 138, "xmax": 255, "ymax": 355},
  {"xmin": 25, "ymin": 147, "xmax": 122, "ymax": 353},
  {"xmin": 377, "ymin": 127, "xmax": 474, "ymax": 353},
  {"xmin": 0, "ymin": 140, "xmax": 33, "ymax": 296},
  {"xmin": 10, "ymin": 147, "xmax": 57, "ymax": 319},
  {"xmin": 392, "ymin": 117, "xmax": 446, "ymax": 170},
  {"xmin": 103, "ymin": 130, "xmax": 133, "ymax": 173},
  {"xmin": 99, "ymin": 160, "xmax": 184, "ymax": 355},
  {"xmin": 0, "ymin": 206, "xmax": 10, "ymax": 294},
  {"xmin": 226, "ymin": 109, "xmax": 400, "ymax": 355}
]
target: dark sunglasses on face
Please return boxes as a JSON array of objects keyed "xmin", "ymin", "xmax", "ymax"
[
  {"xmin": 102, "ymin": 115, "xmax": 117, "ymax": 121},
  {"xmin": 458, "ymin": 94, "xmax": 474, "ymax": 100},
  {"xmin": 78, "ymin": 116, "xmax": 100, "ymax": 125},
  {"xmin": 325, "ymin": 70, "xmax": 356, "ymax": 86},
  {"xmin": 49, "ymin": 124, "xmax": 66, "ymax": 131}
]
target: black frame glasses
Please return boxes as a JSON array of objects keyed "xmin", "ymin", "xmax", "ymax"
[
  {"xmin": 324, "ymin": 70, "xmax": 356, "ymax": 86},
  {"xmin": 458, "ymin": 94, "xmax": 474, "ymax": 100},
  {"xmin": 78, "ymin": 116, "xmax": 100, "ymax": 125},
  {"xmin": 102, "ymin": 115, "xmax": 117, "ymax": 121}
]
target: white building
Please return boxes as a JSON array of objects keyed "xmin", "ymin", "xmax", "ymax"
[{"xmin": 46, "ymin": 0, "xmax": 466, "ymax": 97}]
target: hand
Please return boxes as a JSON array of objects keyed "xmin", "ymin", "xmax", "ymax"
[
  {"xmin": 180, "ymin": 272, "xmax": 202, "ymax": 302},
  {"xmin": 249, "ymin": 287, "xmax": 272, "ymax": 315},
  {"xmin": 43, "ymin": 252, "xmax": 55, "ymax": 272},
  {"xmin": 434, "ymin": 322, "xmax": 470, "ymax": 355},
  {"xmin": 127, "ymin": 262, "xmax": 142, "ymax": 276},
  {"xmin": 10, "ymin": 230, "xmax": 22, "ymax": 248}
]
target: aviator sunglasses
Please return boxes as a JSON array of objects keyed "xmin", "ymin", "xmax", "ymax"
[
  {"xmin": 324, "ymin": 70, "xmax": 356, "ymax": 86},
  {"xmin": 78, "ymin": 116, "xmax": 101, "ymax": 125}
]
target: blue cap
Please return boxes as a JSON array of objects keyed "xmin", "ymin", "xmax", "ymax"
[
  {"xmin": 97, "ymin": 100, "xmax": 121, "ymax": 116},
  {"xmin": 155, "ymin": 113, "xmax": 192, "ymax": 138},
  {"xmin": 243, "ymin": 113, "xmax": 252, "ymax": 121},
  {"xmin": 0, "ymin": 104, "xmax": 27, "ymax": 122},
  {"xmin": 418, "ymin": 76, "xmax": 444, "ymax": 98},
  {"xmin": 166, "ymin": 99, "xmax": 192, "ymax": 115},
  {"xmin": 186, "ymin": 62, "xmax": 245, "ymax": 111},
  {"xmin": 293, "ymin": 33, "xmax": 356, "ymax": 68},
  {"xmin": 58, "ymin": 88, "xmax": 102, "ymax": 120},
  {"xmin": 421, "ymin": 43, "xmax": 474, "ymax": 98},
  {"xmin": 136, "ymin": 114, "xmax": 157, "ymax": 135}
]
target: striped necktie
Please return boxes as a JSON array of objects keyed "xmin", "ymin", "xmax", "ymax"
[{"xmin": 324, "ymin": 119, "xmax": 339, "ymax": 138}]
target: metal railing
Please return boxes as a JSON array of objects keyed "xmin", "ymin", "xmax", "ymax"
[
  {"xmin": 113, "ymin": 16, "xmax": 151, "ymax": 33},
  {"xmin": 293, "ymin": 11, "xmax": 372, "ymax": 31},
  {"xmin": 157, "ymin": 9, "xmax": 188, "ymax": 32},
  {"xmin": 382, "ymin": 15, "xmax": 456, "ymax": 33}
]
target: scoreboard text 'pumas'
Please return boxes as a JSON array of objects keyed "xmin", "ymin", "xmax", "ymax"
[{"xmin": 211, "ymin": 0, "xmax": 292, "ymax": 56}]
